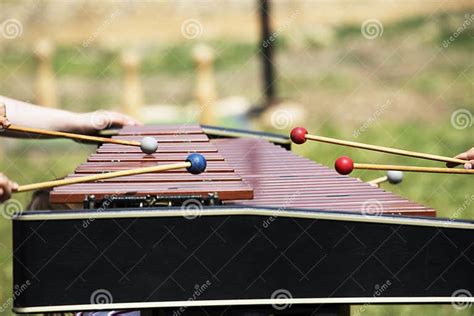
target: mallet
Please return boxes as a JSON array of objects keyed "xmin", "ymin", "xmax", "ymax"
[
  {"xmin": 335, "ymin": 156, "xmax": 474, "ymax": 175},
  {"xmin": 15, "ymin": 153, "xmax": 206, "ymax": 193},
  {"xmin": 4, "ymin": 125, "xmax": 158, "ymax": 155},
  {"xmin": 0, "ymin": 102, "xmax": 157, "ymax": 154},
  {"xmin": 368, "ymin": 170, "xmax": 404, "ymax": 186},
  {"xmin": 290, "ymin": 127, "xmax": 468, "ymax": 165}
]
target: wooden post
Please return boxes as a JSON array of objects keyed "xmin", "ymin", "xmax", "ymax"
[
  {"xmin": 192, "ymin": 44, "xmax": 216, "ymax": 125},
  {"xmin": 121, "ymin": 50, "xmax": 143, "ymax": 119},
  {"xmin": 34, "ymin": 39, "xmax": 58, "ymax": 107}
]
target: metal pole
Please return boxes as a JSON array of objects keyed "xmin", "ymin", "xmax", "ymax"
[{"xmin": 259, "ymin": 0, "xmax": 276, "ymax": 108}]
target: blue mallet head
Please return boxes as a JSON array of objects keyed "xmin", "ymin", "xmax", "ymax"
[{"xmin": 186, "ymin": 153, "xmax": 207, "ymax": 174}]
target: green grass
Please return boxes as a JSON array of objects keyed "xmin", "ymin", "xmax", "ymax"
[
  {"xmin": 0, "ymin": 41, "xmax": 257, "ymax": 80},
  {"xmin": 335, "ymin": 10, "xmax": 474, "ymax": 50}
]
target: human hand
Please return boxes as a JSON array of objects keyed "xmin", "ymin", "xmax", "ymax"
[
  {"xmin": 0, "ymin": 103, "xmax": 11, "ymax": 130},
  {"xmin": 68, "ymin": 110, "xmax": 142, "ymax": 134},
  {"xmin": 0, "ymin": 174, "xmax": 18, "ymax": 203},
  {"xmin": 447, "ymin": 147, "xmax": 474, "ymax": 169}
]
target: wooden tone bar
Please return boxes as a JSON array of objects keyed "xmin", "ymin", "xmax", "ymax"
[
  {"xmin": 50, "ymin": 126, "xmax": 253, "ymax": 203},
  {"xmin": 213, "ymin": 138, "xmax": 436, "ymax": 217}
]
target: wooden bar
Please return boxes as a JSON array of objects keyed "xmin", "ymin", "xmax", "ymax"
[
  {"xmin": 119, "ymin": 124, "xmax": 203, "ymax": 135},
  {"xmin": 65, "ymin": 172, "xmax": 242, "ymax": 182},
  {"xmin": 74, "ymin": 161, "xmax": 234, "ymax": 173},
  {"xmin": 51, "ymin": 125, "xmax": 438, "ymax": 217},
  {"xmin": 112, "ymin": 134, "xmax": 209, "ymax": 142},
  {"xmin": 51, "ymin": 127, "xmax": 253, "ymax": 203},
  {"xmin": 87, "ymin": 153, "xmax": 224, "ymax": 162},
  {"xmin": 213, "ymin": 138, "xmax": 436, "ymax": 216}
]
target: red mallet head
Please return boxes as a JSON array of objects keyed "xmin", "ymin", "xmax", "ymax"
[
  {"xmin": 290, "ymin": 127, "xmax": 308, "ymax": 144},
  {"xmin": 335, "ymin": 156, "xmax": 354, "ymax": 175}
]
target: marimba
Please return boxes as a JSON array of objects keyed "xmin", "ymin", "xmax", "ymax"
[{"xmin": 12, "ymin": 125, "xmax": 473, "ymax": 315}]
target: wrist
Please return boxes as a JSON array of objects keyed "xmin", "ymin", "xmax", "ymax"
[{"xmin": 65, "ymin": 111, "xmax": 112, "ymax": 134}]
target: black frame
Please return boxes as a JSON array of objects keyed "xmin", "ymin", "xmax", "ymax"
[{"xmin": 12, "ymin": 207, "xmax": 474, "ymax": 313}]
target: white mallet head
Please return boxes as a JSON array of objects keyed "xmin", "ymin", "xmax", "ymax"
[
  {"xmin": 387, "ymin": 170, "xmax": 403, "ymax": 184},
  {"xmin": 140, "ymin": 136, "xmax": 158, "ymax": 154}
]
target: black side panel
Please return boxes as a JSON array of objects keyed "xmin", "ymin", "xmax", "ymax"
[{"xmin": 13, "ymin": 215, "xmax": 473, "ymax": 310}]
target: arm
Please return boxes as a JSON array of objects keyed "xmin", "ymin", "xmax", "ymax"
[
  {"xmin": 0, "ymin": 96, "xmax": 141, "ymax": 135},
  {"xmin": 0, "ymin": 97, "xmax": 142, "ymax": 202}
]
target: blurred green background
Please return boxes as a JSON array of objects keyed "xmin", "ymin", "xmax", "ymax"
[{"xmin": 0, "ymin": 1, "xmax": 473, "ymax": 315}]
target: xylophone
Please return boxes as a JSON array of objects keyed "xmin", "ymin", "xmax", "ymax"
[{"xmin": 11, "ymin": 125, "xmax": 474, "ymax": 315}]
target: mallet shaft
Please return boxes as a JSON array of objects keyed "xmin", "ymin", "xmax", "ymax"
[
  {"xmin": 6, "ymin": 125, "xmax": 140, "ymax": 147},
  {"xmin": 367, "ymin": 176, "xmax": 388, "ymax": 185},
  {"xmin": 16, "ymin": 162, "xmax": 191, "ymax": 192},
  {"xmin": 354, "ymin": 163, "xmax": 473, "ymax": 174},
  {"xmin": 305, "ymin": 134, "xmax": 467, "ymax": 165}
]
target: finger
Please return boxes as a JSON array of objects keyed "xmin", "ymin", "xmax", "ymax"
[
  {"xmin": 464, "ymin": 161, "xmax": 474, "ymax": 170},
  {"xmin": 0, "ymin": 176, "xmax": 14, "ymax": 201},
  {"xmin": 10, "ymin": 181, "xmax": 19, "ymax": 191},
  {"xmin": 449, "ymin": 149, "xmax": 474, "ymax": 168},
  {"xmin": 454, "ymin": 152, "xmax": 469, "ymax": 160},
  {"xmin": 0, "ymin": 174, "xmax": 7, "ymax": 184},
  {"xmin": 0, "ymin": 102, "xmax": 6, "ymax": 117},
  {"xmin": 117, "ymin": 116, "xmax": 141, "ymax": 126},
  {"xmin": 8, "ymin": 180, "xmax": 18, "ymax": 192},
  {"xmin": 110, "ymin": 113, "xmax": 142, "ymax": 126},
  {"xmin": 0, "ymin": 118, "xmax": 11, "ymax": 129},
  {"xmin": 466, "ymin": 148, "xmax": 474, "ymax": 160},
  {"xmin": 2, "ymin": 185, "xmax": 12, "ymax": 201},
  {"xmin": 0, "ymin": 187, "xmax": 8, "ymax": 203},
  {"xmin": 0, "ymin": 179, "xmax": 13, "ymax": 199}
]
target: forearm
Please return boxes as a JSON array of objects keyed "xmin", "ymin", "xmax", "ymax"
[
  {"xmin": 0, "ymin": 96, "xmax": 82, "ymax": 132},
  {"xmin": 0, "ymin": 96, "xmax": 140, "ymax": 137}
]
